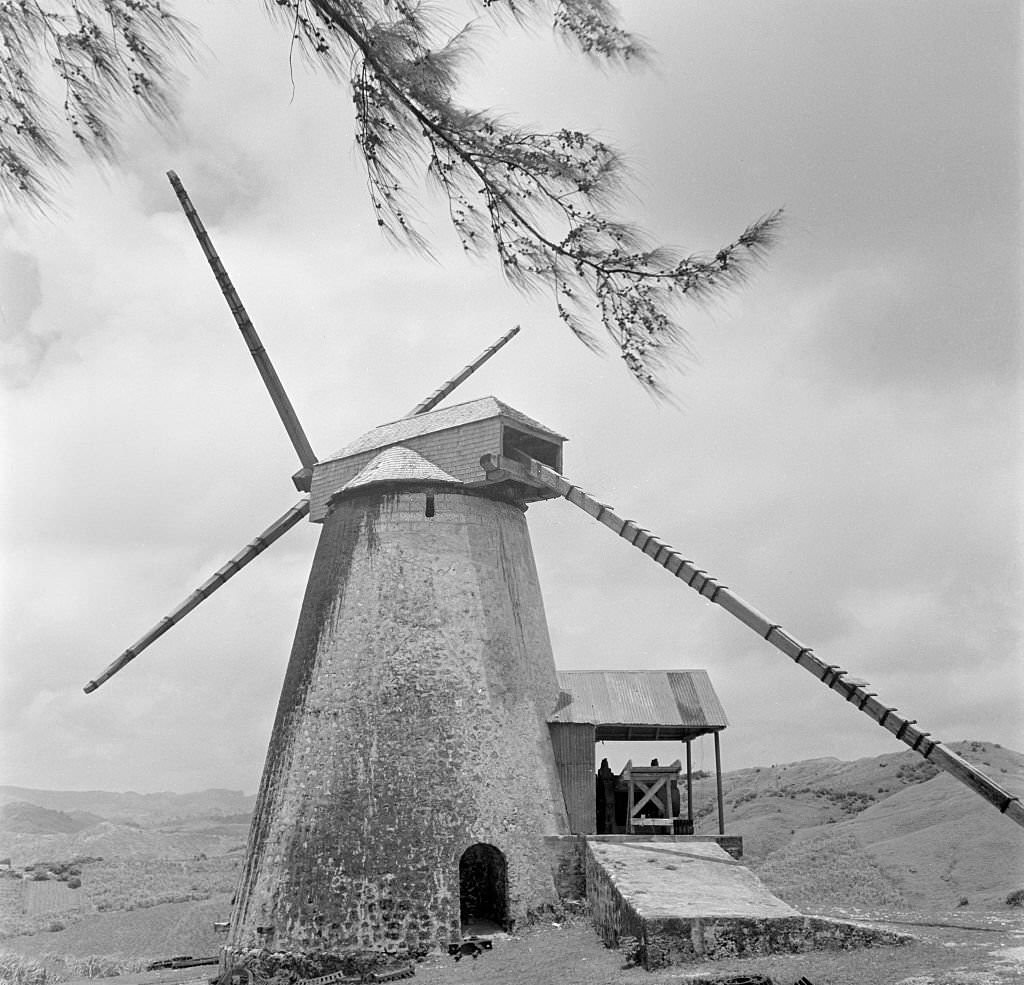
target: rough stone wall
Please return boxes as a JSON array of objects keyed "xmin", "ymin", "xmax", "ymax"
[
  {"xmin": 225, "ymin": 484, "xmax": 569, "ymax": 973},
  {"xmin": 543, "ymin": 836, "xmax": 587, "ymax": 901},
  {"xmin": 637, "ymin": 915, "xmax": 910, "ymax": 968},
  {"xmin": 584, "ymin": 840, "xmax": 643, "ymax": 948}
]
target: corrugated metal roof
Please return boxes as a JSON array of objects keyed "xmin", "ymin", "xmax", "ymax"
[
  {"xmin": 550, "ymin": 671, "xmax": 727, "ymax": 734},
  {"xmin": 322, "ymin": 396, "xmax": 565, "ymax": 463},
  {"xmin": 337, "ymin": 446, "xmax": 461, "ymax": 493}
]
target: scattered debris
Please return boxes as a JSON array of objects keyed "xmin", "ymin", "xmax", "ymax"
[
  {"xmin": 293, "ymin": 969, "xmax": 360, "ymax": 985},
  {"xmin": 365, "ymin": 966, "xmax": 414, "ymax": 982},
  {"xmin": 147, "ymin": 956, "xmax": 219, "ymax": 971},
  {"xmin": 447, "ymin": 936, "xmax": 494, "ymax": 961},
  {"xmin": 288, "ymin": 963, "xmax": 414, "ymax": 985},
  {"xmin": 673, "ymin": 974, "xmax": 778, "ymax": 984}
]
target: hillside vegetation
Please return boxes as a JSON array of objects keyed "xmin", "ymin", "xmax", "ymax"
[
  {"xmin": 0, "ymin": 791, "xmax": 247, "ymax": 957},
  {"xmin": 689, "ymin": 740, "xmax": 1024, "ymax": 910}
]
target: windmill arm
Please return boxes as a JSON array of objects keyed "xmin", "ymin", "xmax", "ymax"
[
  {"xmin": 481, "ymin": 452, "xmax": 1024, "ymax": 829},
  {"xmin": 166, "ymin": 172, "xmax": 317, "ymax": 473},
  {"xmin": 406, "ymin": 325, "xmax": 521, "ymax": 417},
  {"xmin": 83, "ymin": 498, "xmax": 310, "ymax": 694}
]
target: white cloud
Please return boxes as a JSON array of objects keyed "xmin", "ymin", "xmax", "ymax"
[{"xmin": 0, "ymin": 0, "xmax": 1019, "ymax": 794}]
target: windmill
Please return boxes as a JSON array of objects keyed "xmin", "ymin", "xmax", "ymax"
[{"xmin": 85, "ymin": 173, "xmax": 1023, "ymax": 975}]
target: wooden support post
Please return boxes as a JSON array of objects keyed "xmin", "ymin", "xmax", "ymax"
[
  {"xmin": 685, "ymin": 740, "xmax": 693, "ymax": 824},
  {"xmin": 714, "ymin": 731, "xmax": 725, "ymax": 836}
]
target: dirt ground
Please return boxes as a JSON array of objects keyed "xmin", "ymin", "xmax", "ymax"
[
  {"xmin": 409, "ymin": 908, "xmax": 1024, "ymax": 985},
  {"xmin": 47, "ymin": 907, "xmax": 1024, "ymax": 985}
]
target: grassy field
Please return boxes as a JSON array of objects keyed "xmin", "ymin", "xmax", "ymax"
[
  {"xmin": 3, "ymin": 895, "xmax": 232, "ymax": 964},
  {"xmin": 409, "ymin": 914, "xmax": 1024, "ymax": 985},
  {"xmin": 0, "ymin": 857, "xmax": 241, "ymax": 949},
  {"xmin": 25, "ymin": 885, "xmax": 84, "ymax": 918},
  {"xmin": 4, "ymin": 903, "xmax": 1022, "ymax": 985},
  {"xmin": 81, "ymin": 858, "xmax": 239, "ymax": 914},
  {"xmin": 755, "ymin": 829, "xmax": 906, "ymax": 910}
]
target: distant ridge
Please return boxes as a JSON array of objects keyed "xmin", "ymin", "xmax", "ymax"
[
  {"xmin": 0, "ymin": 788, "xmax": 256, "ymax": 824},
  {"xmin": 0, "ymin": 802, "xmax": 102, "ymax": 835}
]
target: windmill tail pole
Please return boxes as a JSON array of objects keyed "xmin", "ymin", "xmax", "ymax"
[
  {"xmin": 406, "ymin": 325, "xmax": 521, "ymax": 417},
  {"xmin": 166, "ymin": 171, "xmax": 317, "ymax": 472},
  {"xmin": 482, "ymin": 452, "xmax": 1024, "ymax": 829},
  {"xmin": 83, "ymin": 498, "xmax": 310, "ymax": 694}
]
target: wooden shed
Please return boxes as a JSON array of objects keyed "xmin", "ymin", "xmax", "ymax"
[{"xmin": 548, "ymin": 670, "xmax": 729, "ymax": 835}]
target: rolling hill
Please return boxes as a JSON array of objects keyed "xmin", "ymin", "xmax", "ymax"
[
  {"xmin": 0, "ymin": 789, "xmax": 255, "ymax": 826},
  {"xmin": 0, "ymin": 803, "xmax": 103, "ymax": 836},
  {"xmin": 689, "ymin": 740, "xmax": 1024, "ymax": 910},
  {"xmin": 0, "ymin": 790, "xmax": 255, "ymax": 867}
]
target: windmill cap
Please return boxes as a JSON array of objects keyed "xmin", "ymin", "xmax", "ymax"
[
  {"xmin": 329, "ymin": 446, "xmax": 461, "ymax": 500},
  {"xmin": 321, "ymin": 396, "xmax": 565, "ymax": 464}
]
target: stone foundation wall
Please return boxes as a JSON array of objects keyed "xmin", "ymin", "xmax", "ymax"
[
  {"xmin": 585, "ymin": 840, "xmax": 909, "ymax": 970},
  {"xmin": 584, "ymin": 840, "xmax": 643, "ymax": 947},
  {"xmin": 638, "ymin": 915, "xmax": 910, "ymax": 969},
  {"xmin": 543, "ymin": 836, "xmax": 587, "ymax": 902}
]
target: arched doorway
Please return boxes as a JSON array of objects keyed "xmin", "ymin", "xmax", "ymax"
[{"xmin": 458, "ymin": 843, "xmax": 507, "ymax": 931}]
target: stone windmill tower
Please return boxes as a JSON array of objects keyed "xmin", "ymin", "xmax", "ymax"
[
  {"xmin": 86, "ymin": 173, "xmax": 1024, "ymax": 975},
  {"xmin": 227, "ymin": 399, "xmax": 574, "ymax": 965}
]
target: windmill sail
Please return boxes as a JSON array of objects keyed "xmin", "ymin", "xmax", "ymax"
[
  {"xmin": 406, "ymin": 325, "xmax": 520, "ymax": 417},
  {"xmin": 483, "ymin": 452, "xmax": 1024, "ymax": 830},
  {"xmin": 167, "ymin": 171, "xmax": 317, "ymax": 472},
  {"xmin": 83, "ymin": 499, "xmax": 310, "ymax": 693}
]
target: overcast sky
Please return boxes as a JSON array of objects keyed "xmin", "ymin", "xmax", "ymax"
[{"xmin": 1, "ymin": 0, "xmax": 1020, "ymax": 795}]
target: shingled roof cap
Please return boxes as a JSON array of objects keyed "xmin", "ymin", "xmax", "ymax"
[{"xmin": 335, "ymin": 446, "xmax": 461, "ymax": 495}]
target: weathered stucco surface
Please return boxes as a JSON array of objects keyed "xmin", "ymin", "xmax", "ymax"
[
  {"xmin": 585, "ymin": 839, "xmax": 909, "ymax": 968},
  {"xmin": 225, "ymin": 484, "xmax": 569, "ymax": 974}
]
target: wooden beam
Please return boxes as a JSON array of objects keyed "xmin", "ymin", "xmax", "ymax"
[
  {"xmin": 167, "ymin": 172, "xmax": 317, "ymax": 471},
  {"xmin": 84, "ymin": 498, "xmax": 310, "ymax": 692},
  {"xmin": 685, "ymin": 740, "xmax": 693, "ymax": 824},
  {"xmin": 714, "ymin": 732, "xmax": 725, "ymax": 837},
  {"xmin": 406, "ymin": 325, "xmax": 520, "ymax": 417}
]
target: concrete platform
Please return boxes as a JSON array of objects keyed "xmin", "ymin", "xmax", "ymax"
[
  {"xmin": 588, "ymin": 840, "xmax": 798, "ymax": 920},
  {"xmin": 584, "ymin": 838, "xmax": 910, "ymax": 969}
]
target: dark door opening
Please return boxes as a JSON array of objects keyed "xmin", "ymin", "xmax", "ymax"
[{"xmin": 459, "ymin": 843, "xmax": 507, "ymax": 932}]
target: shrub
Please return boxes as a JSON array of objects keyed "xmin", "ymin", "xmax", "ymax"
[
  {"xmin": 0, "ymin": 953, "xmax": 49, "ymax": 985},
  {"xmin": 67, "ymin": 878, "xmax": 82, "ymax": 890},
  {"xmin": 1006, "ymin": 888, "xmax": 1024, "ymax": 907},
  {"xmin": 45, "ymin": 920, "xmax": 65, "ymax": 932},
  {"xmin": 67, "ymin": 955, "xmax": 149, "ymax": 979}
]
